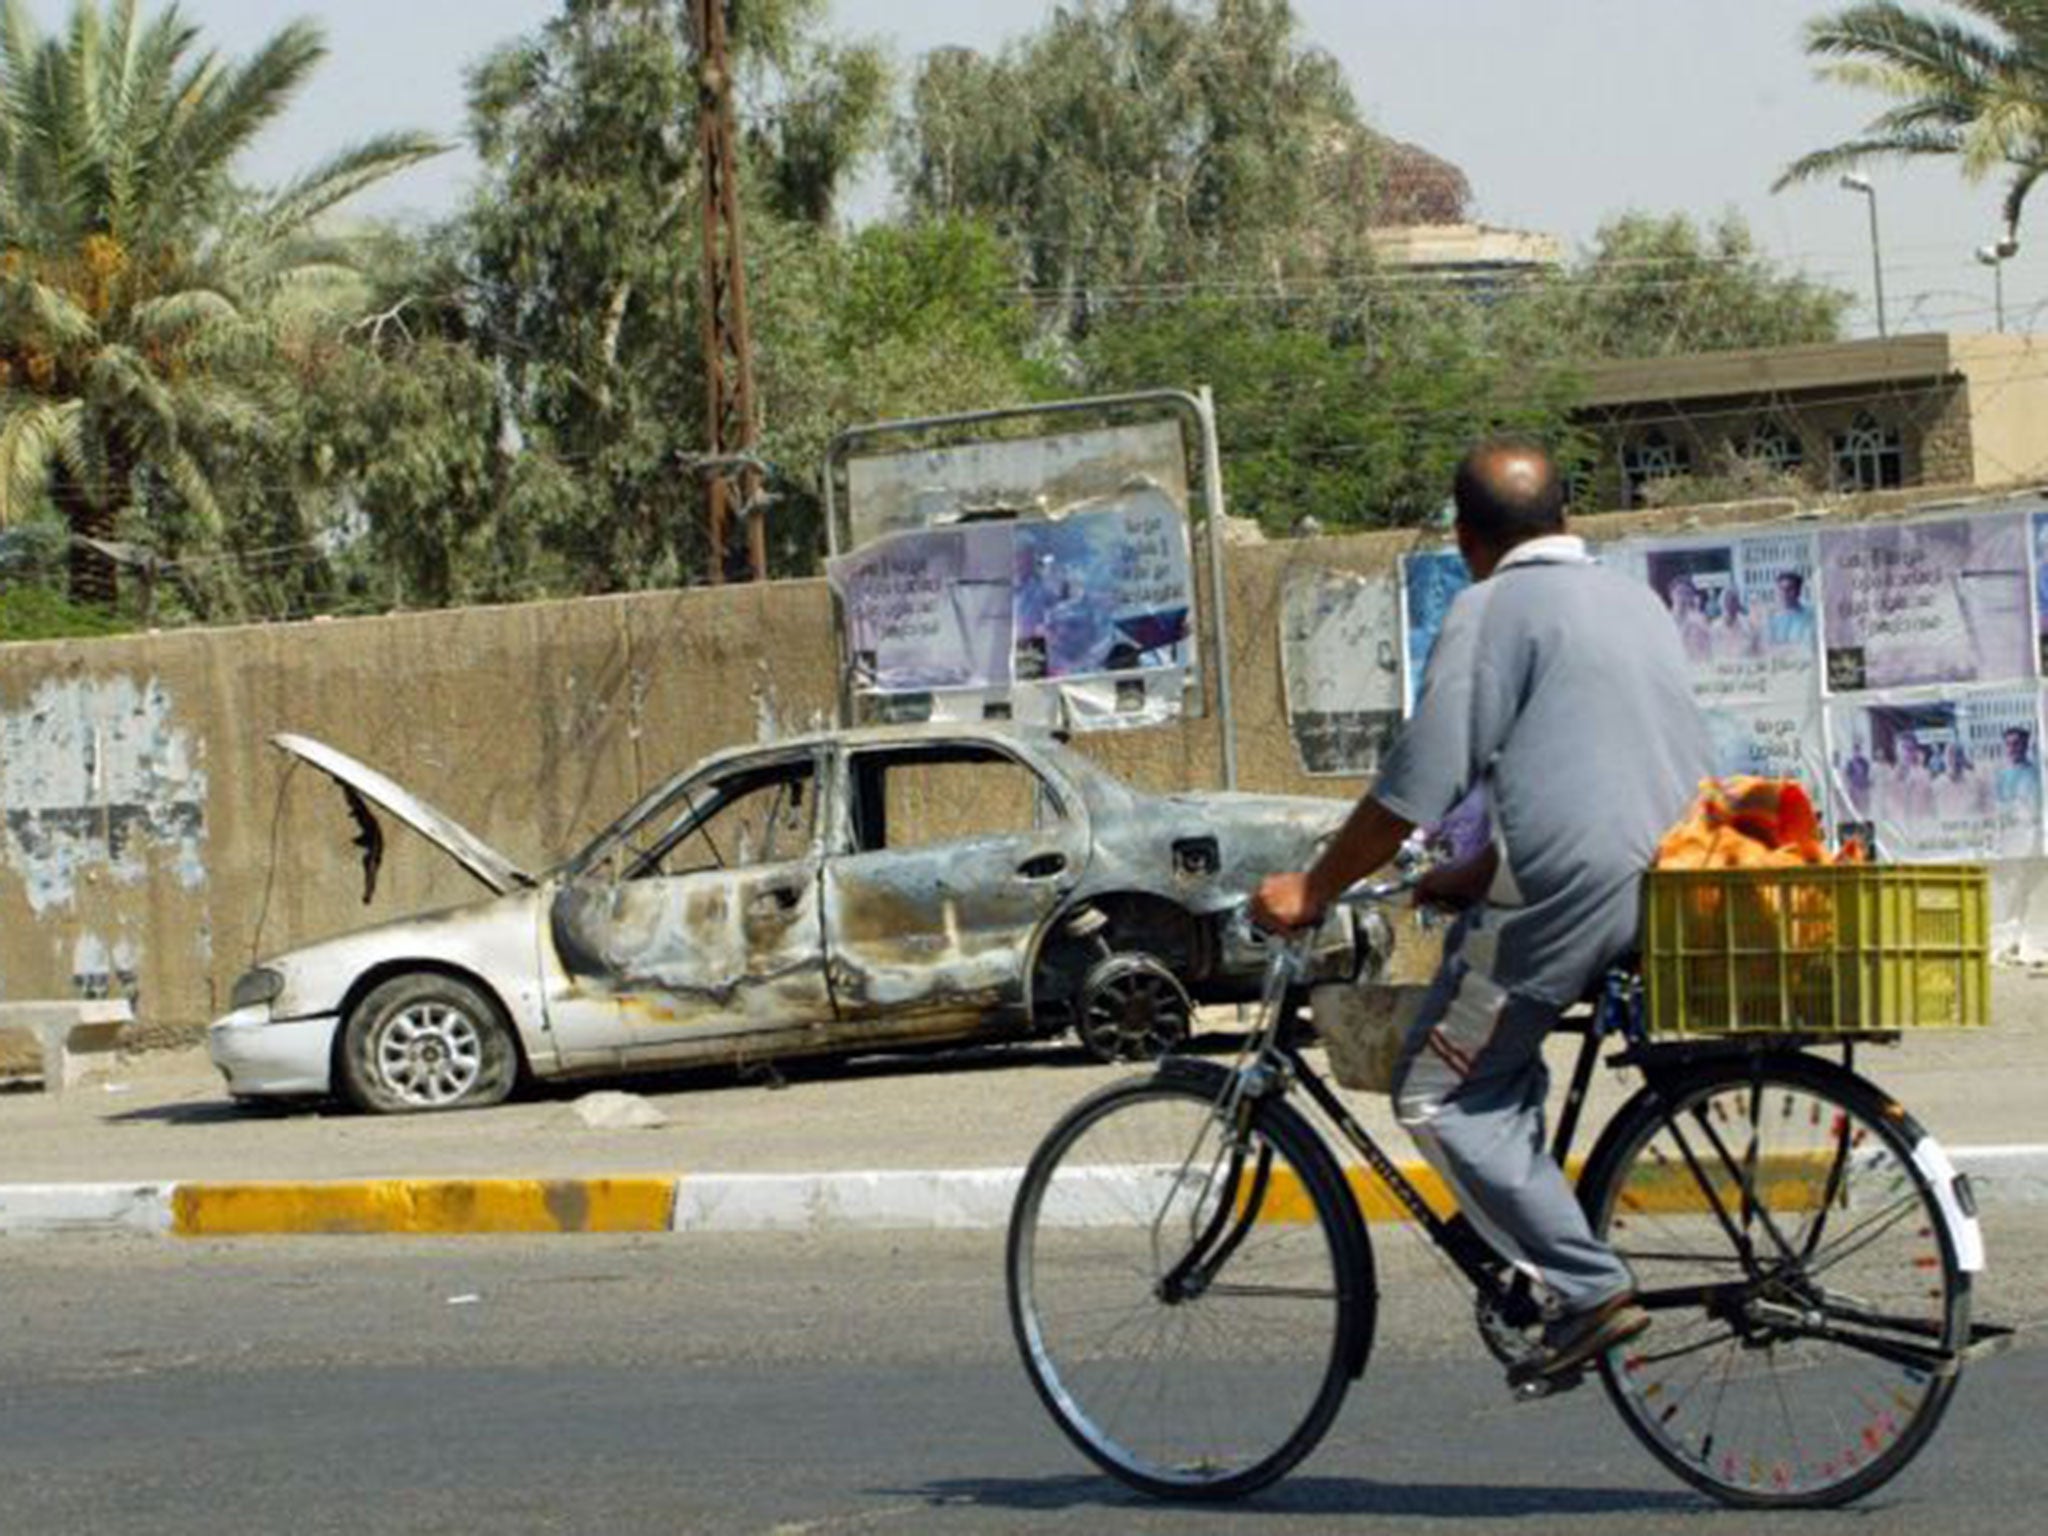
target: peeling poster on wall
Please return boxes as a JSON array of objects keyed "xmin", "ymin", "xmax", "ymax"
[
  {"xmin": 0, "ymin": 675, "xmax": 207, "ymax": 916},
  {"xmin": 1281, "ymin": 567, "xmax": 1402, "ymax": 777}
]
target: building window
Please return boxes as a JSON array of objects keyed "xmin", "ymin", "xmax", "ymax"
[
  {"xmin": 1832, "ymin": 411, "xmax": 1904, "ymax": 491},
  {"xmin": 1737, "ymin": 418, "xmax": 1804, "ymax": 474},
  {"xmin": 1623, "ymin": 428, "xmax": 1691, "ymax": 505}
]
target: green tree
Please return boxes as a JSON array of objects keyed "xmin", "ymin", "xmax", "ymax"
[
  {"xmin": 1776, "ymin": 1, "xmax": 2048, "ymax": 237},
  {"xmin": 896, "ymin": 0, "xmax": 1384, "ymax": 341},
  {"xmin": 1080, "ymin": 294, "xmax": 1583, "ymax": 532},
  {"xmin": 1546, "ymin": 212, "xmax": 1851, "ymax": 358},
  {"xmin": 465, "ymin": 0, "xmax": 1036, "ymax": 584},
  {"xmin": 0, "ymin": 0, "xmax": 444, "ymax": 604}
]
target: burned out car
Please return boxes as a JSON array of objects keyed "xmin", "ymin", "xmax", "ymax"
[{"xmin": 210, "ymin": 724, "xmax": 1354, "ymax": 1113}]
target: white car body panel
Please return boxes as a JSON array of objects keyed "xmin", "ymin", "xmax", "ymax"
[{"xmin": 209, "ymin": 1009, "xmax": 338, "ymax": 1096}]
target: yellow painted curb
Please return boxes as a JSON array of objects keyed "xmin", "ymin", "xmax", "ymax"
[
  {"xmin": 1249, "ymin": 1164, "xmax": 1461, "ymax": 1224},
  {"xmin": 171, "ymin": 1177, "xmax": 677, "ymax": 1237},
  {"xmin": 1260, "ymin": 1158, "xmax": 1586, "ymax": 1224}
]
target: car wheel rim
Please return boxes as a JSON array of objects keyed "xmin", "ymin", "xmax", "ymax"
[
  {"xmin": 1081, "ymin": 957, "xmax": 1191, "ymax": 1060},
  {"xmin": 374, "ymin": 1002, "xmax": 485, "ymax": 1106}
]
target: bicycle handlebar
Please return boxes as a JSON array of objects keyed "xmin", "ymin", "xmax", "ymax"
[{"xmin": 1243, "ymin": 870, "xmax": 1419, "ymax": 939}]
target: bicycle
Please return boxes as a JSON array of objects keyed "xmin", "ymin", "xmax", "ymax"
[{"xmin": 1006, "ymin": 878, "xmax": 2011, "ymax": 1508}]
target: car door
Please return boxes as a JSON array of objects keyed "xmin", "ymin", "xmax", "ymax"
[
  {"xmin": 544, "ymin": 748, "xmax": 832, "ymax": 1067},
  {"xmin": 820, "ymin": 739, "xmax": 1089, "ymax": 1036}
]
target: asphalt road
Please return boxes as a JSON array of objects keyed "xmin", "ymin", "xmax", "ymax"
[{"xmin": 3, "ymin": 1219, "xmax": 2045, "ymax": 1536}]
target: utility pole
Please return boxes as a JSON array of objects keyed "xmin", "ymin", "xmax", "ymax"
[{"xmin": 691, "ymin": 0, "xmax": 765, "ymax": 582}]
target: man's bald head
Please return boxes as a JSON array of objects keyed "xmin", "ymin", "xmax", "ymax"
[{"xmin": 1452, "ymin": 438, "xmax": 1566, "ymax": 556}]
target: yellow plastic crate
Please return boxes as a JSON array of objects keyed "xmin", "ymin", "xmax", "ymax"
[{"xmin": 1641, "ymin": 864, "xmax": 1990, "ymax": 1037}]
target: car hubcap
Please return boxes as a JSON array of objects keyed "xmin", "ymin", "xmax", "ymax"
[
  {"xmin": 375, "ymin": 1003, "xmax": 484, "ymax": 1105},
  {"xmin": 1080, "ymin": 956, "xmax": 1192, "ymax": 1060}
]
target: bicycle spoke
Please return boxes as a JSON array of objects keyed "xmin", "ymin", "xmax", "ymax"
[
  {"xmin": 1623, "ymin": 1324, "xmax": 1742, "ymax": 1368},
  {"xmin": 1800, "ymin": 1192, "xmax": 1923, "ymax": 1279}
]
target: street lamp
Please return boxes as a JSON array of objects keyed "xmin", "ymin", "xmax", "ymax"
[
  {"xmin": 1840, "ymin": 173, "xmax": 1888, "ymax": 338},
  {"xmin": 1976, "ymin": 243, "xmax": 2009, "ymax": 332}
]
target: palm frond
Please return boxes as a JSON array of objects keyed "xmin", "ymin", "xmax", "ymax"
[
  {"xmin": 259, "ymin": 259, "xmax": 374, "ymax": 303},
  {"xmin": 81, "ymin": 342, "xmax": 175, "ymax": 430},
  {"xmin": 1804, "ymin": 3, "xmax": 2008, "ymax": 87},
  {"xmin": 1, "ymin": 271, "xmax": 98, "ymax": 347},
  {"xmin": 0, "ymin": 394, "xmax": 80, "ymax": 525},
  {"xmin": 1954, "ymin": 3, "xmax": 2048, "ymax": 47},
  {"xmin": 158, "ymin": 439, "xmax": 221, "ymax": 533},
  {"xmin": 129, "ymin": 285, "xmax": 240, "ymax": 342},
  {"xmin": 1816, "ymin": 57, "xmax": 1981, "ymax": 105},
  {"xmin": 0, "ymin": 0, "xmax": 35, "ymax": 172},
  {"xmin": 1863, "ymin": 91, "xmax": 1984, "ymax": 131},
  {"xmin": 259, "ymin": 130, "xmax": 450, "ymax": 236},
  {"xmin": 111, "ymin": 7, "xmax": 207, "ymax": 238},
  {"xmin": 157, "ymin": 19, "xmax": 325, "ymax": 195},
  {"xmin": 94, "ymin": 0, "xmax": 149, "ymax": 237},
  {"xmin": 1774, "ymin": 128, "xmax": 1973, "ymax": 188}
]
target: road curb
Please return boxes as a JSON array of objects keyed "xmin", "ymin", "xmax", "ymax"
[{"xmin": 2, "ymin": 1146, "xmax": 2043, "ymax": 1239}]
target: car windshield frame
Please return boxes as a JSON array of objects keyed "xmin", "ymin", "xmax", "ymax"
[{"xmin": 562, "ymin": 746, "xmax": 823, "ymax": 881}]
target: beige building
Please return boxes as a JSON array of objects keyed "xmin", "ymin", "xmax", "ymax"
[
  {"xmin": 1367, "ymin": 222, "xmax": 1565, "ymax": 288},
  {"xmin": 1572, "ymin": 332, "xmax": 2048, "ymax": 508}
]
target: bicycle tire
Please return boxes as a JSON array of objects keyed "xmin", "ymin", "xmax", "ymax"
[
  {"xmin": 1007, "ymin": 1061, "xmax": 1374, "ymax": 1500},
  {"xmin": 1578, "ymin": 1054, "xmax": 1971, "ymax": 1508}
]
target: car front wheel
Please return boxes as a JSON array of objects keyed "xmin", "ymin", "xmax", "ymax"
[{"xmin": 339, "ymin": 973, "xmax": 518, "ymax": 1114}]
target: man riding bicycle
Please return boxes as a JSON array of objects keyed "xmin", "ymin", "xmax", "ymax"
[{"xmin": 1252, "ymin": 438, "xmax": 1711, "ymax": 1387}]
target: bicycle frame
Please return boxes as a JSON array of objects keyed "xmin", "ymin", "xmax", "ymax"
[{"xmin": 1218, "ymin": 907, "xmax": 1956, "ymax": 1344}]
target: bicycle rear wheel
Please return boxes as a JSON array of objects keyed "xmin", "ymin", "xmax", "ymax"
[
  {"xmin": 1006, "ymin": 1064, "xmax": 1373, "ymax": 1500},
  {"xmin": 1580, "ymin": 1056, "xmax": 1971, "ymax": 1508}
]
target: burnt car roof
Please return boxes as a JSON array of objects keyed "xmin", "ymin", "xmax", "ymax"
[{"xmin": 712, "ymin": 719, "xmax": 1073, "ymax": 757}]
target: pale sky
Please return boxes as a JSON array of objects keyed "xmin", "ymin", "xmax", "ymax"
[{"xmin": 18, "ymin": 0, "xmax": 2041, "ymax": 335}]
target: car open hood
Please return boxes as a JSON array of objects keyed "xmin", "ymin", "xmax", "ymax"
[{"xmin": 272, "ymin": 733, "xmax": 534, "ymax": 898}]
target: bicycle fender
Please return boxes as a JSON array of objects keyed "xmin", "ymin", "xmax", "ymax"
[{"xmin": 1910, "ymin": 1133, "xmax": 1985, "ymax": 1274}]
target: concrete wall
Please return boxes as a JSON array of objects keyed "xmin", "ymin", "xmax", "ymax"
[{"xmin": 0, "ymin": 485, "xmax": 2017, "ymax": 1047}]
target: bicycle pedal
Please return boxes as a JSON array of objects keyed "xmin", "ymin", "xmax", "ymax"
[{"xmin": 1507, "ymin": 1366, "xmax": 1584, "ymax": 1403}]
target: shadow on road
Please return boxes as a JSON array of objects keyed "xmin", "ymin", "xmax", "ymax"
[
  {"xmin": 882, "ymin": 1474, "xmax": 1697, "ymax": 1518},
  {"xmin": 103, "ymin": 1099, "xmax": 286, "ymax": 1126},
  {"xmin": 98, "ymin": 1024, "xmax": 1266, "ymax": 1124}
]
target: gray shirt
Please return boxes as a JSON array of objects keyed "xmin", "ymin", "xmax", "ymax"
[{"xmin": 1375, "ymin": 536, "xmax": 1710, "ymax": 1005}]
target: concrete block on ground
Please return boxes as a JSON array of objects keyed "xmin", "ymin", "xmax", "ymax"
[{"xmin": 0, "ymin": 999, "xmax": 133, "ymax": 1092}]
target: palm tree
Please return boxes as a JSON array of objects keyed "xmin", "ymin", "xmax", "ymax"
[
  {"xmin": 0, "ymin": 0, "xmax": 444, "ymax": 603},
  {"xmin": 1775, "ymin": 2, "xmax": 2048, "ymax": 242}
]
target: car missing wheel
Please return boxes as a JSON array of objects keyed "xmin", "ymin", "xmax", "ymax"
[{"xmin": 209, "ymin": 724, "xmax": 1356, "ymax": 1112}]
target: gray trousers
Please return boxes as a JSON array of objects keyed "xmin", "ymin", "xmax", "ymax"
[{"xmin": 1391, "ymin": 910, "xmax": 1633, "ymax": 1313}]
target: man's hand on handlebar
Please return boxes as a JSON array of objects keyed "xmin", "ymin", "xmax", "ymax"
[
  {"xmin": 1254, "ymin": 796, "xmax": 1417, "ymax": 936},
  {"xmin": 1251, "ymin": 871, "xmax": 1323, "ymax": 934}
]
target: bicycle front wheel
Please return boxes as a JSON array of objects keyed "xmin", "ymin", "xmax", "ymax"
[
  {"xmin": 1580, "ymin": 1055, "xmax": 1971, "ymax": 1508},
  {"xmin": 1007, "ymin": 1065, "xmax": 1373, "ymax": 1500}
]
